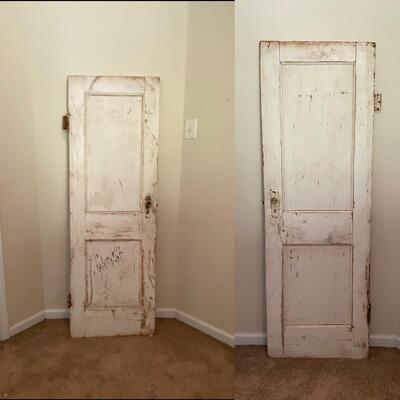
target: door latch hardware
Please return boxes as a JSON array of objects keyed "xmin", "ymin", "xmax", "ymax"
[
  {"xmin": 270, "ymin": 190, "xmax": 280, "ymax": 219},
  {"xmin": 144, "ymin": 195, "xmax": 152, "ymax": 217}
]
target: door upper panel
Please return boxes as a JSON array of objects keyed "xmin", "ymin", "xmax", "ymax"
[
  {"xmin": 86, "ymin": 94, "xmax": 144, "ymax": 213},
  {"xmin": 282, "ymin": 63, "xmax": 354, "ymax": 211}
]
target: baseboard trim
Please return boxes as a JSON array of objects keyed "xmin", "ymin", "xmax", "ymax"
[
  {"xmin": 8, "ymin": 311, "xmax": 46, "ymax": 337},
  {"xmin": 8, "ymin": 307, "xmax": 234, "ymax": 347},
  {"xmin": 235, "ymin": 332, "xmax": 267, "ymax": 346},
  {"xmin": 156, "ymin": 308, "xmax": 234, "ymax": 347},
  {"xmin": 176, "ymin": 310, "xmax": 234, "ymax": 347},
  {"xmin": 155, "ymin": 308, "xmax": 176, "ymax": 318},
  {"xmin": 45, "ymin": 309, "xmax": 70, "ymax": 319},
  {"xmin": 369, "ymin": 334, "xmax": 400, "ymax": 350},
  {"xmin": 235, "ymin": 332, "xmax": 400, "ymax": 349}
]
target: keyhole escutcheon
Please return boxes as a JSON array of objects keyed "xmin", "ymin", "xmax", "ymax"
[{"xmin": 145, "ymin": 195, "xmax": 152, "ymax": 217}]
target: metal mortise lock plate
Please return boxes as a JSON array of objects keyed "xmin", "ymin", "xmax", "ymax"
[{"xmin": 270, "ymin": 190, "xmax": 280, "ymax": 219}]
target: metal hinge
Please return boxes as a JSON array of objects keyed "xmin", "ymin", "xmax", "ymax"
[
  {"xmin": 67, "ymin": 293, "xmax": 72, "ymax": 308},
  {"xmin": 62, "ymin": 113, "xmax": 70, "ymax": 131},
  {"xmin": 374, "ymin": 93, "xmax": 382, "ymax": 112}
]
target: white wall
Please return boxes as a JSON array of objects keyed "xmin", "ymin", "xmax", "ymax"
[
  {"xmin": 178, "ymin": 2, "xmax": 235, "ymax": 334},
  {"xmin": 0, "ymin": 4, "xmax": 45, "ymax": 326},
  {"xmin": 236, "ymin": 0, "xmax": 400, "ymax": 338}
]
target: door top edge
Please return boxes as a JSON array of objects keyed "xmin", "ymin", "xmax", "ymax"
[{"xmin": 260, "ymin": 40, "xmax": 375, "ymax": 46}]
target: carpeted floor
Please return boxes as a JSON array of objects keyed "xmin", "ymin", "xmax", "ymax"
[
  {"xmin": 235, "ymin": 346, "xmax": 400, "ymax": 400},
  {"xmin": 0, "ymin": 318, "xmax": 233, "ymax": 399}
]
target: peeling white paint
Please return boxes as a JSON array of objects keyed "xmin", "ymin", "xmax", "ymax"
[
  {"xmin": 69, "ymin": 76, "xmax": 160, "ymax": 337},
  {"xmin": 261, "ymin": 42, "xmax": 375, "ymax": 358}
]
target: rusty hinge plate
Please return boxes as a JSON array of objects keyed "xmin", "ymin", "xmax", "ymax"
[
  {"xmin": 374, "ymin": 93, "xmax": 382, "ymax": 112},
  {"xmin": 67, "ymin": 293, "xmax": 72, "ymax": 308},
  {"xmin": 62, "ymin": 113, "xmax": 70, "ymax": 131}
]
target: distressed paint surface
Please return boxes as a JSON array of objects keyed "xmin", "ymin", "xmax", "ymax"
[
  {"xmin": 282, "ymin": 211, "xmax": 353, "ymax": 245},
  {"xmin": 284, "ymin": 245, "xmax": 352, "ymax": 326},
  {"xmin": 261, "ymin": 42, "xmax": 375, "ymax": 358},
  {"xmin": 282, "ymin": 63, "xmax": 354, "ymax": 211},
  {"xmin": 68, "ymin": 76, "xmax": 160, "ymax": 337},
  {"xmin": 86, "ymin": 241, "xmax": 141, "ymax": 309},
  {"xmin": 86, "ymin": 94, "xmax": 143, "ymax": 212}
]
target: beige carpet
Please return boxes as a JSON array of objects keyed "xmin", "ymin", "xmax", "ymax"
[
  {"xmin": 235, "ymin": 346, "xmax": 400, "ymax": 400},
  {"xmin": 0, "ymin": 318, "xmax": 233, "ymax": 399}
]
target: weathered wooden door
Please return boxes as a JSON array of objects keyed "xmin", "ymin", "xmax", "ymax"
[
  {"xmin": 261, "ymin": 42, "xmax": 375, "ymax": 358},
  {"xmin": 68, "ymin": 76, "xmax": 159, "ymax": 337}
]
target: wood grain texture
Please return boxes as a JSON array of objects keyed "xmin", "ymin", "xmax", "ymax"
[
  {"xmin": 261, "ymin": 42, "xmax": 375, "ymax": 358},
  {"xmin": 69, "ymin": 76, "xmax": 160, "ymax": 337}
]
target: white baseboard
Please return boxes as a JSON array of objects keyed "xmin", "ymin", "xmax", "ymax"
[
  {"xmin": 235, "ymin": 332, "xmax": 400, "ymax": 349},
  {"xmin": 155, "ymin": 308, "xmax": 176, "ymax": 318},
  {"xmin": 176, "ymin": 310, "xmax": 234, "ymax": 347},
  {"xmin": 45, "ymin": 309, "xmax": 70, "ymax": 319},
  {"xmin": 369, "ymin": 334, "xmax": 400, "ymax": 350},
  {"xmin": 8, "ymin": 309, "xmax": 70, "ymax": 337},
  {"xmin": 235, "ymin": 332, "xmax": 267, "ymax": 346},
  {"xmin": 8, "ymin": 307, "xmax": 234, "ymax": 347},
  {"xmin": 8, "ymin": 310, "xmax": 46, "ymax": 337},
  {"xmin": 156, "ymin": 307, "xmax": 234, "ymax": 347}
]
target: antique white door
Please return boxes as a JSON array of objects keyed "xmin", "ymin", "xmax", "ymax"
[
  {"xmin": 261, "ymin": 42, "xmax": 375, "ymax": 358},
  {"xmin": 68, "ymin": 76, "xmax": 159, "ymax": 337}
]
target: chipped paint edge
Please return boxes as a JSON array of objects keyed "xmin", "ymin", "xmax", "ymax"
[{"xmin": 7, "ymin": 308, "xmax": 234, "ymax": 347}]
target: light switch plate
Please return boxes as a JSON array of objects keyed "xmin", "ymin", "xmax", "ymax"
[{"xmin": 184, "ymin": 119, "xmax": 198, "ymax": 139}]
